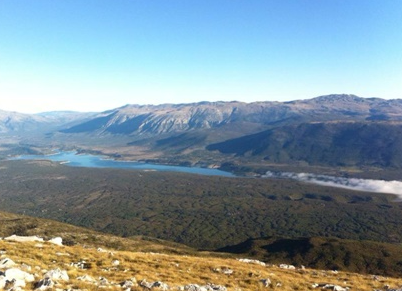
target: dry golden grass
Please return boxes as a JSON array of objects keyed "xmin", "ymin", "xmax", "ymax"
[{"xmin": 1, "ymin": 239, "xmax": 402, "ymax": 291}]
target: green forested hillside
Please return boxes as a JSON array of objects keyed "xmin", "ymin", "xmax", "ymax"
[
  {"xmin": 219, "ymin": 236, "xmax": 402, "ymax": 277},
  {"xmin": 1, "ymin": 160, "xmax": 402, "ymax": 250}
]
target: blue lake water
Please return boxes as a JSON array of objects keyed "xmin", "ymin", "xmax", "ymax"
[{"xmin": 10, "ymin": 151, "xmax": 235, "ymax": 177}]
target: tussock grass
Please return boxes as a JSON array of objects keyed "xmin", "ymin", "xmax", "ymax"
[{"xmin": 1, "ymin": 239, "xmax": 402, "ymax": 291}]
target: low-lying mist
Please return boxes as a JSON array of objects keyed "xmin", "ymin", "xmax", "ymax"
[{"xmin": 263, "ymin": 171, "xmax": 402, "ymax": 196}]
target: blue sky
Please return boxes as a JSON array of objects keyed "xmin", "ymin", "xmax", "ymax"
[{"xmin": 0, "ymin": 0, "xmax": 401, "ymax": 113}]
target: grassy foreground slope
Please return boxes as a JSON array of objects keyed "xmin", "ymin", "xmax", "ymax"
[
  {"xmin": 1, "ymin": 160, "xmax": 402, "ymax": 250},
  {"xmin": 2, "ymin": 211, "xmax": 402, "ymax": 291},
  {"xmin": 0, "ymin": 210, "xmax": 194, "ymax": 255}
]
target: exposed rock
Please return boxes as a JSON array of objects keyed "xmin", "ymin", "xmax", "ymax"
[
  {"xmin": 180, "ymin": 285, "xmax": 203, "ymax": 291},
  {"xmin": 151, "ymin": 281, "xmax": 169, "ymax": 290},
  {"xmin": 4, "ymin": 278, "xmax": 26, "ymax": 289},
  {"xmin": 279, "ymin": 264, "xmax": 296, "ymax": 270},
  {"xmin": 205, "ymin": 284, "xmax": 227, "ymax": 291},
  {"xmin": 5, "ymin": 268, "xmax": 35, "ymax": 282},
  {"xmin": 4, "ymin": 235, "xmax": 44, "ymax": 243},
  {"xmin": 180, "ymin": 284, "xmax": 227, "ymax": 291},
  {"xmin": 0, "ymin": 276, "xmax": 6, "ymax": 289},
  {"xmin": 312, "ymin": 283, "xmax": 350, "ymax": 290},
  {"xmin": 119, "ymin": 279, "xmax": 138, "ymax": 289},
  {"xmin": 0, "ymin": 258, "xmax": 16, "ymax": 269},
  {"xmin": 140, "ymin": 279, "xmax": 169, "ymax": 290},
  {"xmin": 212, "ymin": 267, "xmax": 233, "ymax": 275},
  {"xmin": 34, "ymin": 278, "xmax": 54, "ymax": 290},
  {"xmin": 48, "ymin": 237, "xmax": 63, "ymax": 246},
  {"xmin": 98, "ymin": 276, "xmax": 109, "ymax": 286},
  {"xmin": 112, "ymin": 259, "xmax": 120, "ymax": 266},
  {"xmin": 76, "ymin": 275, "xmax": 96, "ymax": 283},
  {"xmin": 70, "ymin": 260, "xmax": 93, "ymax": 269},
  {"xmin": 260, "ymin": 278, "xmax": 271, "ymax": 287},
  {"xmin": 20, "ymin": 263, "xmax": 32, "ymax": 272},
  {"xmin": 237, "ymin": 258, "xmax": 266, "ymax": 266},
  {"xmin": 44, "ymin": 268, "xmax": 69, "ymax": 281}
]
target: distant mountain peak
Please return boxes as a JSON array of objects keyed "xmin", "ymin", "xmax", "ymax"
[{"xmin": 312, "ymin": 94, "xmax": 363, "ymax": 102}]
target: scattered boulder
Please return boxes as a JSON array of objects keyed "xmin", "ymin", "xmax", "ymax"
[
  {"xmin": 48, "ymin": 237, "xmax": 63, "ymax": 246},
  {"xmin": 151, "ymin": 281, "xmax": 169, "ymax": 290},
  {"xmin": 76, "ymin": 275, "xmax": 96, "ymax": 283},
  {"xmin": 5, "ymin": 268, "xmax": 35, "ymax": 282},
  {"xmin": 279, "ymin": 264, "xmax": 296, "ymax": 270},
  {"xmin": 206, "ymin": 284, "xmax": 227, "ymax": 291},
  {"xmin": 237, "ymin": 258, "xmax": 266, "ymax": 266},
  {"xmin": 212, "ymin": 267, "xmax": 233, "ymax": 275},
  {"xmin": 20, "ymin": 263, "xmax": 32, "ymax": 272},
  {"xmin": 312, "ymin": 283, "xmax": 350, "ymax": 290},
  {"xmin": 0, "ymin": 258, "xmax": 16, "ymax": 269},
  {"xmin": 44, "ymin": 268, "xmax": 69, "ymax": 281},
  {"xmin": 98, "ymin": 276, "xmax": 109, "ymax": 286},
  {"xmin": 119, "ymin": 279, "xmax": 138, "ymax": 289},
  {"xmin": 180, "ymin": 285, "xmax": 202, "ymax": 291},
  {"xmin": 112, "ymin": 259, "xmax": 120, "ymax": 266},
  {"xmin": 140, "ymin": 279, "xmax": 169, "ymax": 290},
  {"xmin": 4, "ymin": 235, "xmax": 44, "ymax": 243},
  {"xmin": 34, "ymin": 278, "xmax": 54, "ymax": 290},
  {"xmin": 180, "ymin": 284, "xmax": 227, "ymax": 291},
  {"xmin": 71, "ymin": 260, "xmax": 93, "ymax": 269},
  {"xmin": 260, "ymin": 278, "xmax": 271, "ymax": 287},
  {"xmin": 4, "ymin": 278, "xmax": 26, "ymax": 290}
]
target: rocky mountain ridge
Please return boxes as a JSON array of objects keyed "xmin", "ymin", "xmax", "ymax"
[
  {"xmin": 2, "ymin": 95, "xmax": 402, "ymax": 136},
  {"xmin": 58, "ymin": 94, "xmax": 402, "ymax": 136}
]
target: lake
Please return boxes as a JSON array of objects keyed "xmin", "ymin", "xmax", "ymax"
[{"xmin": 10, "ymin": 151, "xmax": 235, "ymax": 177}]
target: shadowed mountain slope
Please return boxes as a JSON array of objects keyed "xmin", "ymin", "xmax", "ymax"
[{"xmin": 207, "ymin": 121, "xmax": 402, "ymax": 168}]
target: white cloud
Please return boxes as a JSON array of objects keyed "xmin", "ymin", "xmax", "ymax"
[{"xmin": 263, "ymin": 171, "xmax": 402, "ymax": 196}]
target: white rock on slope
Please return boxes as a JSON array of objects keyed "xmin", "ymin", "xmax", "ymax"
[
  {"xmin": 48, "ymin": 237, "xmax": 63, "ymax": 246},
  {"xmin": 4, "ymin": 235, "xmax": 44, "ymax": 243},
  {"xmin": 0, "ymin": 258, "xmax": 16, "ymax": 269},
  {"xmin": 44, "ymin": 268, "xmax": 69, "ymax": 281},
  {"xmin": 5, "ymin": 268, "xmax": 35, "ymax": 282}
]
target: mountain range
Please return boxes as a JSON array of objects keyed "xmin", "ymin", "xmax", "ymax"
[
  {"xmin": 58, "ymin": 94, "xmax": 402, "ymax": 136},
  {"xmin": 1, "ymin": 94, "xmax": 402, "ymax": 170}
]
